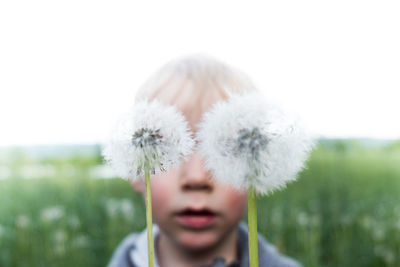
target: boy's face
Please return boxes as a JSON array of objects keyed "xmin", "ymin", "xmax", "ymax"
[
  {"xmin": 132, "ymin": 96, "xmax": 248, "ymax": 252},
  {"xmin": 133, "ymin": 152, "xmax": 248, "ymax": 251}
]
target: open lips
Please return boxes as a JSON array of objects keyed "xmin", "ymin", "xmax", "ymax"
[{"xmin": 176, "ymin": 208, "xmax": 217, "ymax": 229}]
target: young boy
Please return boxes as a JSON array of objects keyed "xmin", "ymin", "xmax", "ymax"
[{"xmin": 107, "ymin": 54, "xmax": 302, "ymax": 267}]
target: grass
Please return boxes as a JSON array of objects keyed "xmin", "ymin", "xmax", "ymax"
[
  {"xmin": 0, "ymin": 141, "xmax": 399, "ymax": 266},
  {"xmin": 0, "ymin": 176, "xmax": 146, "ymax": 267},
  {"xmin": 257, "ymin": 147, "xmax": 400, "ymax": 267}
]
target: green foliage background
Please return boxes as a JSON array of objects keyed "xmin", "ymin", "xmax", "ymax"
[{"xmin": 0, "ymin": 140, "xmax": 399, "ymax": 267}]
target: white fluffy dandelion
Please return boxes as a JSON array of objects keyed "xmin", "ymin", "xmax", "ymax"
[
  {"xmin": 197, "ymin": 92, "xmax": 314, "ymax": 195},
  {"xmin": 197, "ymin": 92, "xmax": 314, "ymax": 267},
  {"xmin": 102, "ymin": 100, "xmax": 194, "ymax": 180},
  {"xmin": 102, "ymin": 99, "xmax": 194, "ymax": 267}
]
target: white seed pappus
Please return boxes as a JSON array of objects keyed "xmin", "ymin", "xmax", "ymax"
[
  {"xmin": 102, "ymin": 100, "xmax": 194, "ymax": 180},
  {"xmin": 197, "ymin": 92, "xmax": 315, "ymax": 195}
]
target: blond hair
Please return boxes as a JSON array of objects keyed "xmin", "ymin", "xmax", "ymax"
[{"xmin": 135, "ymin": 54, "xmax": 257, "ymax": 129}]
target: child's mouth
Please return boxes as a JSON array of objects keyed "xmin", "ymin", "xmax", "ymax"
[{"xmin": 176, "ymin": 208, "xmax": 217, "ymax": 229}]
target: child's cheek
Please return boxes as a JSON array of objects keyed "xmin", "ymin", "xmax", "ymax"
[
  {"xmin": 149, "ymin": 179, "xmax": 171, "ymax": 220},
  {"xmin": 224, "ymin": 188, "xmax": 248, "ymax": 217}
]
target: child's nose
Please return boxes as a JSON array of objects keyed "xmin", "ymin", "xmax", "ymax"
[{"xmin": 180, "ymin": 152, "xmax": 214, "ymax": 192}]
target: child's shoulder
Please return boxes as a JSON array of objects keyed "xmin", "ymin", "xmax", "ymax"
[
  {"xmin": 107, "ymin": 231, "xmax": 141, "ymax": 267},
  {"xmin": 237, "ymin": 222, "xmax": 303, "ymax": 267},
  {"xmin": 107, "ymin": 225, "xmax": 160, "ymax": 267}
]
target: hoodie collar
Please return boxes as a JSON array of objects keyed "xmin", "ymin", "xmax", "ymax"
[
  {"xmin": 129, "ymin": 223, "xmax": 250, "ymax": 267},
  {"xmin": 129, "ymin": 224, "xmax": 161, "ymax": 267}
]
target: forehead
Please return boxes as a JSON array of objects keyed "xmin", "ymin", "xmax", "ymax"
[{"xmin": 152, "ymin": 78, "xmax": 228, "ymax": 132}]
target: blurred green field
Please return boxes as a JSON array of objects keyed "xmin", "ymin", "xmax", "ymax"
[{"xmin": 0, "ymin": 140, "xmax": 399, "ymax": 267}]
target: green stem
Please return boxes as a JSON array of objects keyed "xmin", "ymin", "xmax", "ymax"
[
  {"xmin": 248, "ymin": 186, "xmax": 259, "ymax": 267},
  {"xmin": 145, "ymin": 164, "xmax": 154, "ymax": 267}
]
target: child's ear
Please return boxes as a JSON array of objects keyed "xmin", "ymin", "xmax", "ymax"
[{"xmin": 130, "ymin": 179, "xmax": 145, "ymax": 193}]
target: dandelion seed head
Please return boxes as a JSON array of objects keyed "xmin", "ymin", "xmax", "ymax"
[
  {"xmin": 372, "ymin": 227, "xmax": 385, "ymax": 241},
  {"xmin": 72, "ymin": 235, "xmax": 89, "ymax": 248},
  {"xmin": 53, "ymin": 230, "xmax": 67, "ymax": 244},
  {"xmin": 53, "ymin": 230, "xmax": 67, "ymax": 256},
  {"xmin": 235, "ymin": 128, "xmax": 269, "ymax": 159},
  {"xmin": 16, "ymin": 215, "xmax": 30, "ymax": 228},
  {"xmin": 102, "ymin": 100, "xmax": 195, "ymax": 180},
  {"xmin": 68, "ymin": 215, "xmax": 81, "ymax": 229},
  {"xmin": 131, "ymin": 128, "xmax": 163, "ymax": 149},
  {"xmin": 40, "ymin": 206, "xmax": 65, "ymax": 223},
  {"xmin": 296, "ymin": 212, "xmax": 309, "ymax": 227},
  {"xmin": 197, "ymin": 92, "xmax": 315, "ymax": 195}
]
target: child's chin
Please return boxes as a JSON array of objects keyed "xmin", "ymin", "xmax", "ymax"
[{"xmin": 176, "ymin": 231, "xmax": 219, "ymax": 251}]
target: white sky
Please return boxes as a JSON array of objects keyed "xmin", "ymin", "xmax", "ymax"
[{"xmin": 0, "ymin": 0, "xmax": 399, "ymax": 146}]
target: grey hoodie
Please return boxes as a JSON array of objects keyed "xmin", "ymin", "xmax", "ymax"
[{"xmin": 107, "ymin": 223, "xmax": 302, "ymax": 267}]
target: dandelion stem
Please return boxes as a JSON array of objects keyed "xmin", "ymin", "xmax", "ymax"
[
  {"xmin": 145, "ymin": 162, "xmax": 154, "ymax": 267},
  {"xmin": 248, "ymin": 186, "xmax": 259, "ymax": 267}
]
